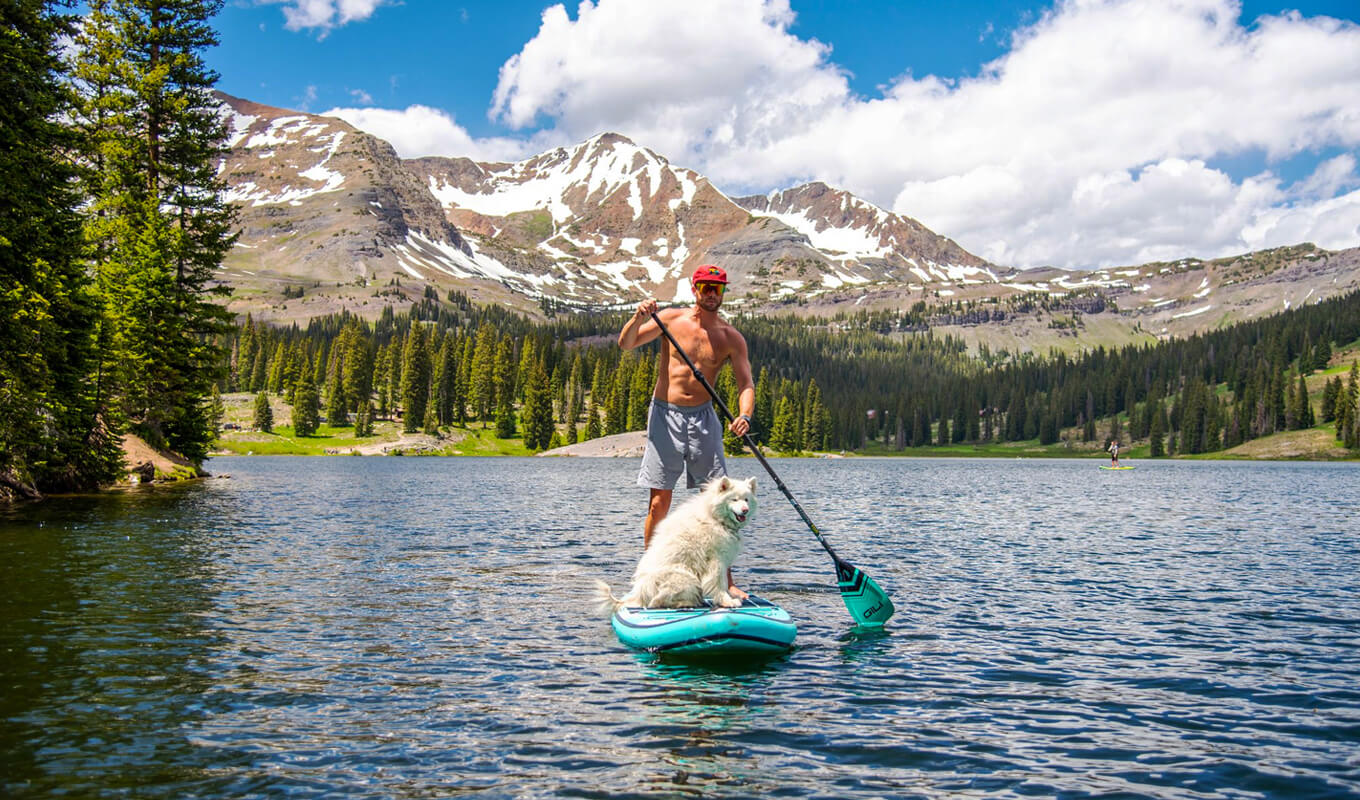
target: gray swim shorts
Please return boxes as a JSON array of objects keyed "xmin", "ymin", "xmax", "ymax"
[{"xmin": 637, "ymin": 399, "xmax": 727, "ymax": 490}]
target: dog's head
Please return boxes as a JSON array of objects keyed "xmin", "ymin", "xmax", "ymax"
[{"xmin": 708, "ymin": 476, "xmax": 757, "ymax": 530}]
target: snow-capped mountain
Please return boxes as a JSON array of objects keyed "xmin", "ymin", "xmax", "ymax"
[
  {"xmin": 213, "ymin": 92, "xmax": 1002, "ymax": 312},
  {"xmin": 734, "ymin": 182, "xmax": 996, "ymax": 287},
  {"xmin": 218, "ymin": 95, "xmax": 485, "ymax": 293},
  {"xmin": 212, "ymin": 91, "xmax": 1360, "ymax": 350},
  {"xmin": 408, "ymin": 132, "xmax": 754, "ymax": 305}
]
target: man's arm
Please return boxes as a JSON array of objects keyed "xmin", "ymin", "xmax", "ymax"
[
  {"xmin": 618, "ymin": 298, "xmax": 661, "ymax": 350},
  {"xmin": 728, "ymin": 332, "xmax": 756, "ymax": 437}
]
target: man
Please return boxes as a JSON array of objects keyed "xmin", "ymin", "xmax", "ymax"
[
  {"xmin": 618, "ymin": 264, "xmax": 757, "ymax": 600},
  {"xmin": 1108, "ymin": 439, "xmax": 1121, "ymax": 466}
]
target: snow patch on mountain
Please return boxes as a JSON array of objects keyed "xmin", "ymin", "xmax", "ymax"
[{"xmin": 760, "ymin": 206, "xmax": 894, "ymax": 260}]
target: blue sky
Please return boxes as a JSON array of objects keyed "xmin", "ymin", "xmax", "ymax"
[{"xmin": 208, "ymin": 1, "xmax": 1360, "ymax": 269}]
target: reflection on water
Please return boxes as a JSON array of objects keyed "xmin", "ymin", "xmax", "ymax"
[{"xmin": 2, "ymin": 456, "xmax": 1359, "ymax": 799}]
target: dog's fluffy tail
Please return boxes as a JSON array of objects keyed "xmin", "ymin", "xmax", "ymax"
[{"xmin": 593, "ymin": 579, "xmax": 625, "ymax": 618}]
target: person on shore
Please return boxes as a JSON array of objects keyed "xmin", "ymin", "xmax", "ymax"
[
  {"xmin": 1108, "ymin": 439, "xmax": 1121, "ymax": 466},
  {"xmin": 617, "ymin": 264, "xmax": 756, "ymax": 601}
]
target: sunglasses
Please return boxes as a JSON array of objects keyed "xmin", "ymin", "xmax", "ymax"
[{"xmin": 695, "ymin": 281, "xmax": 726, "ymax": 295}]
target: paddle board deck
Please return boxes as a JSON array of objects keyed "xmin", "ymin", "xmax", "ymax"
[{"xmin": 611, "ymin": 595, "xmax": 796, "ymax": 656}]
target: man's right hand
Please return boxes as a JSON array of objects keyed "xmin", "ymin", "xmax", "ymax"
[{"xmin": 636, "ymin": 298, "xmax": 658, "ymax": 318}]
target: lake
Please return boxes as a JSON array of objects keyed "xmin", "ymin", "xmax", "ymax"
[{"xmin": 2, "ymin": 456, "xmax": 1358, "ymax": 799}]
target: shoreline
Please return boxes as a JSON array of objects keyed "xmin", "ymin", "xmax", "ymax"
[{"xmin": 207, "ymin": 427, "xmax": 1358, "ymax": 462}]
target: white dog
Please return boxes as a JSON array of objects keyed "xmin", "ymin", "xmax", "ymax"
[{"xmin": 595, "ymin": 476, "xmax": 758, "ymax": 614}]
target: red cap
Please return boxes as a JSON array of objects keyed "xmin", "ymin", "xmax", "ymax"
[{"xmin": 691, "ymin": 264, "xmax": 728, "ymax": 284}]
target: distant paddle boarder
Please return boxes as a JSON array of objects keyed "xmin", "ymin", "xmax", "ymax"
[
  {"xmin": 618, "ymin": 264, "xmax": 756, "ymax": 601},
  {"xmin": 1107, "ymin": 439, "xmax": 1121, "ymax": 466}
]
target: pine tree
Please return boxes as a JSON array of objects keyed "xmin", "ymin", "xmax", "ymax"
[
  {"xmin": 521, "ymin": 362, "xmax": 555, "ymax": 451},
  {"xmin": 423, "ymin": 400, "xmax": 439, "ymax": 436},
  {"xmin": 1038, "ymin": 411, "xmax": 1058, "ymax": 445},
  {"xmin": 1314, "ymin": 338, "xmax": 1332, "ymax": 371},
  {"xmin": 292, "ymin": 377, "xmax": 320, "ymax": 436},
  {"xmin": 0, "ymin": 0, "xmax": 124, "ymax": 496},
  {"xmin": 585, "ymin": 405, "xmax": 602, "ymax": 441},
  {"xmin": 754, "ymin": 367, "xmax": 774, "ymax": 445},
  {"xmin": 457, "ymin": 333, "xmax": 475, "ymax": 424},
  {"xmin": 1344, "ymin": 362, "xmax": 1360, "ymax": 449},
  {"xmin": 342, "ymin": 324, "xmax": 373, "ymax": 419},
  {"xmin": 354, "ymin": 399, "xmax": 374, "ymax": 437},
  {"xmin": 1149, "ymin": 400, "xmax": 1167, "ymax": 457},
  {"xmin": 325, "ymin": 361, "xmax": 347, "ymax": 427},
  {"xmin": 803, "ymin": 379, "xmax": 826, "ymax": 452},
  {"xmin": 587, "ymin": 358, "xmax": 607, "ymax": 439},
  {"xmin": 628, "ymin": 351, "xmax": 654, "ymax": 431},
  {"xmin": 267, "ymin": 341, "xmax": 287, "ymax": 394},
  {"xmin": 770, "ymin": 395, "xmax": 798, "ymax": 452},
  {"xmin": 470, "ymin": 326, "xmax": 495, "ymax": 425},
  {"xmin": 605, "ymin": 357, "xmax": 628, "ymax": 435},
  {"xmin": 493, "ymin": 333, "xmax": 516, "ymax": 421},
  {"xmin": 1295, "ymin": 374, "xmax": 1315, "ymax": 429},
  {"xmin": 1203, "ymin": 396, "xmax": 1222, "ymax": 452},
  {"xmin": 75, "ymin": 0, "xmax": 236, "ymax": 464},
  {"xmin": 253, "ymin": 392, "xmax": 273, "ymax": 433},
  {"xmin": 516, "ymin": 336, "xmax": 536, "ymax": 403},
  {"xmin": 400, "ymin": 327, "xmax": 431, "ymax": 434},
  {"xmin": 1321, "ymin": 375, "xmax": 1340, "ymax": 423},
  {"xmin": 936, "ymin": 415, "xmax": 950, "ymax": 446},
  {"xmin": 494, "ymin": 380, "xmax": 517, "ymax": 439},
  {"xmin": 566, "ymin": 354, "xmax": 584, "ymax": 429}
]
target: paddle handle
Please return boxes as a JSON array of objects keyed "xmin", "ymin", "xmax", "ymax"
[{"xmin": 648, "ymin": 311, "xmax": 846, "ymax": 566}]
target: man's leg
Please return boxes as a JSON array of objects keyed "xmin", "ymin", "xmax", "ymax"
[
  {"xmin": 726, "ymin": 569, "xmax": 748, "ymax": 602},
  {"xmin": 643, "ymin": 488, "xmax": 672, "ymax": 548}
]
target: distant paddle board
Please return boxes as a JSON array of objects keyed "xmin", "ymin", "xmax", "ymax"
[
  {"xmin": 611, "ymin": 595, "xmax": 796, "ymax": 656},
  {"xmin": 1099, "ymin": 465, "xmax": 1136, "ymax": 470}
]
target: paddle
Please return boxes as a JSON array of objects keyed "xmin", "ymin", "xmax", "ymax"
[{"xmin": 649, "ymin": 310, "xmax": 895, "ymax": 626}]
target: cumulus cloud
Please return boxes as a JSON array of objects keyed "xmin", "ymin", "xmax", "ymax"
[
  {"xmin": 485, "ymin": 0, "xmax": 1360, "ymax": 268},
  {"xmin": 321, "ymin": 105, "xmax": 540, "ymax": 163},
  {"xmin": 264, "ymin": 0, "xmax": 389, "ymax": 34}
]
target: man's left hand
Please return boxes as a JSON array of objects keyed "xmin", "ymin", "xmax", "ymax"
[{"xmin": 729, "ymin": 415, "xmax": 751, "ymax": 437}]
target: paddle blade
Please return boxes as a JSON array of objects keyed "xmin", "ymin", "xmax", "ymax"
[{"xmin": 835, "ymin": 559, "xmax": 894, "ymax": 626}]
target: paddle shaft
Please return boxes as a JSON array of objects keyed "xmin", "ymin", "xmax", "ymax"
[{"xmin": 649, "ymin": 311, "xmax": 848, "ymax": 567}]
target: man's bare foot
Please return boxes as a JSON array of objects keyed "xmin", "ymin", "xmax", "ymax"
[{"xmin": 727, "ymin": 585, "xmax": 749, "ymax": 602}]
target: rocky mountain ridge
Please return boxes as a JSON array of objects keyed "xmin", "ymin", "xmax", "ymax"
[{"xmin": 212, "ymin": 92, "xmax": 1360, "ymax": 352}]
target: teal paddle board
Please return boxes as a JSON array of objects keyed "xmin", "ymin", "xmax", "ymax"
[{"xmin": 611, "ymin": 595, "xmax": 796, "ymax": 656}]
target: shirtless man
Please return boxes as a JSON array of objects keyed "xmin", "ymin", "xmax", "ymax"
[{"xmin": 618, "ymin": 264, "xmax": 757, "ymax": 600}]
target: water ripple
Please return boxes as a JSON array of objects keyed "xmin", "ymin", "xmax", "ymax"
[{"xmin": 2, "ymin": 457, "xmax": 1359, "ymax": 798}]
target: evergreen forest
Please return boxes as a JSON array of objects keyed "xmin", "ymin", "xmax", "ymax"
[{"xmin": 219, "ymin": 287, "xmax": 1360, "ymax": 459}]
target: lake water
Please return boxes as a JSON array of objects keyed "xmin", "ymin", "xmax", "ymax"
[{"xmin": 2, "ymin": 456, "xmax": 1358, "ymax": 799}]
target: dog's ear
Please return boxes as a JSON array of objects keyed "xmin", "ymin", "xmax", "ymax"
[
  {"xmin": 718, "ymin": 476, "xmax": 731, "ymax": 491},
  {"xmin": 747, "ymin": 477, "xmax": 757, "ymax": 490}
]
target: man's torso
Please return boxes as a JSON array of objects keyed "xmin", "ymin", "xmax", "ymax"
[{"xmin": 653, "ymin": 309, "xmax": 738, "ymax": 406}]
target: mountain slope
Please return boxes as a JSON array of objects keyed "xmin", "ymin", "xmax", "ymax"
[{"xmin": 211, "ymin": 92, "xmax": 1360, "ymax": 353}]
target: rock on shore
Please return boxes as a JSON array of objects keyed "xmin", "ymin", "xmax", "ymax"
[{"xmin": 536, "ymin": 430, "xmax": 647, "ymax": 458}]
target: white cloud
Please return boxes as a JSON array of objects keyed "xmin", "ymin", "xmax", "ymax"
[
  {"xmin": 349, "ymin": 88, "xmax": 374, "ymax": 105},
  {"xmin": 490, "ymin": 0, "xmax": 845, "ymax": 168},
  {"xmin": 485, "ymin": 0, "xmax": 1360, "ymax": 268},
  {"xmin": 265, "ymin": 0, "xmax": 389, "ymax": 34},
  {"xmin": 321, "ymin": 105, "xmax": 540, "ymax": 163}
]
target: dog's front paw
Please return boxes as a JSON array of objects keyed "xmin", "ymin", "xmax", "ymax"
[{"xmin": 715, "ymin": 594, "xmax": 742, "ymax": 608}]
